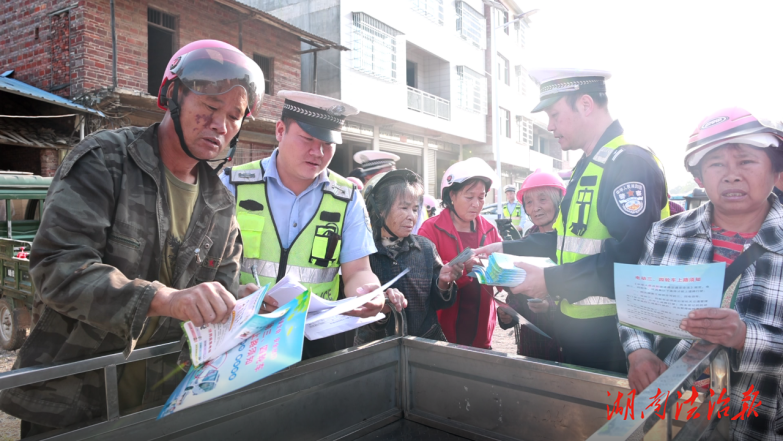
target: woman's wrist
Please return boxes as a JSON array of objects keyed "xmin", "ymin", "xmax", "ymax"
[{"xmin": 437, "ymin": 277, "xmax": 451, "ymax": 291}]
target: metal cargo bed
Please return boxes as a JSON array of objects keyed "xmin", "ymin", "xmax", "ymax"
[{"xmin": 3, "ymin": 310, "xmax": 729, "ymax": 441}]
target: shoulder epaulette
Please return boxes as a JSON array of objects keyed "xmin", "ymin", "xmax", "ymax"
[{"xmin": 323, "ymin": 170, "xmax": 354, "ymax": 202}]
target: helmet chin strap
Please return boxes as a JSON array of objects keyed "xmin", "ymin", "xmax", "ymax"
[
  {"xmin": 167, "ymin": 83, "xmax": 242, "ymax": 175},
  {"xmin": 382, "ymin": 222, "xmax": 399, "ymax": 242}
]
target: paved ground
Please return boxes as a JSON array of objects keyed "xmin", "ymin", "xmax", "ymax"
[{"xmin": 490, "ymin": 290, "xmax": 518, "ymax": 355}]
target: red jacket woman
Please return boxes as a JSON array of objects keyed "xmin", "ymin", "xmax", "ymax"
[{"xmin": 418, "ymin": 157, "xmax": 502, "ymax": 349}]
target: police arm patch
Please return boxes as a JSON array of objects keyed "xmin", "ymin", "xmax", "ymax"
[{"xmin": 613, "ymin": 182, "xmax": 646, "ymax": 217}]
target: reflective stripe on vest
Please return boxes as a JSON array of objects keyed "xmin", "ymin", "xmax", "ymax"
[
  {"xmin": 232, "ymin": 160, "xmax": 351, "ymax": 300},
  {"xmin": 241, "ymin": 258, "xmax": 340, "ymax": 285},
  {"xmin": 556, "ymin": 235, "xmax": 605, "ymax": 256},
  {"xmin": 554, "ymin": 134, "xmax": 670, "ymax": 319}
]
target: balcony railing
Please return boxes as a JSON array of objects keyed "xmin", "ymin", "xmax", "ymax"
[{"xmin": 407, "ymin": 86, "xmax": 450, "ymax": 120}]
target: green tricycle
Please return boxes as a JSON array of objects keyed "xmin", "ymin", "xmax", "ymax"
[{"xmin": 0, "ymin": 173, "xmax": 51, "ymax": 350}]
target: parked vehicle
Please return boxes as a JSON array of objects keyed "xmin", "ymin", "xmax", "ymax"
[
  {"xmin": 0, "ymin": 172, "xmax": 51, "ymax": 350},
  {"xmin": 481, "ymin": 202, "xmax": 534, "ymax": 236}
]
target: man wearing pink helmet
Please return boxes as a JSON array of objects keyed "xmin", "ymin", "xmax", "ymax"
[
  {"xmin": 0, "ymin": 40, "xmax": 260, "ymax": 435},
  {"xmin": 620, "ymin": 108, "xmax": 783, "ymax": 440},
  {"xmin": 475, "ymin": 69, "xmax": 670, "ymax": 373}
]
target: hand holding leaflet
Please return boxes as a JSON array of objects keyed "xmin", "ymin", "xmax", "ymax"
[
  {"xmin": 182, "ymin": 275, "xmax": 306, "ymax": 367},
  {"xmin": 469, "ymin": 253, "xmax": 555, "ymax": 287},
  {"xmin": 304, "ymin": 268, "xmax": 410, "ymax": 340},
  {"xmin": 614, "ymin": 263, "xmax": 726, "ymax": 339},
  {"xmin": 160, "ymin": 290, "xmax": 312, "ymax": 419},
  {"xmin": 449, "ymin": 248, "xmax": 475, "ymax": 266}
]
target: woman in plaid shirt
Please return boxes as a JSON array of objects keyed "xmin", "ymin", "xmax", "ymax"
[{"xmin": 620, "ymin": 108, "xmax": 783, "ymax": 440}]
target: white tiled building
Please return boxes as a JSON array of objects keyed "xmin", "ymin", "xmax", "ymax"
[
  {"xmin": 244, "ymin": 0, "xmax": 570, "ymax": 198},
  {"xmin": 480, "ymin": 0, "xmax": 573, "ymax": 198},
  {"xmin": 246, "ymin": 0, "xmax": 490, "ymax": 197}
]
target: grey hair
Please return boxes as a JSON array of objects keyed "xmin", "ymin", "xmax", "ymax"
[
  {"xmin": 521, "ymin": 186, "xmax": 563, "ymax": 220},
  {"xmin": 368, "ymin": 178, "xmax": 424, "ymax": 241}
]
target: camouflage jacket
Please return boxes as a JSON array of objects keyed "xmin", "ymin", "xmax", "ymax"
[{"xmin": 0, "ymin": 124, "xmax": 242, "ymax": 428}]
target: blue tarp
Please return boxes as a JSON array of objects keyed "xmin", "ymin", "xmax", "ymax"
[{"xmin": 0, "ymin": 75, "xmax": 105, "ymax": 117}]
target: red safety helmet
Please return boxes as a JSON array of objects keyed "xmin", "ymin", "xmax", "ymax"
[
  {"xmin": 516, "ymin": 169, "xmax": 566, "ymax": 203},
  {"xmin": 685, "ymin": 107, "xmax": 783, "ymax": 171},
  {"xmin": 157, "ymin": 39, "xmax": 264, "ymax": 118}
]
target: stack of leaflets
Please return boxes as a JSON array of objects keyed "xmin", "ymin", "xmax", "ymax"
[
  {"xmin": 161, "ymin": 271, "xmax": 409, "ymax": 419},
  {"xmin": 469, "ymin": 253, "xmax": 556, "ymax": 287}
]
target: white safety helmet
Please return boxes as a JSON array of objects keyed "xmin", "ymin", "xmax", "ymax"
[{"xmin": 440, "ymin": 157, "xmax": 496, "ymax": 201}]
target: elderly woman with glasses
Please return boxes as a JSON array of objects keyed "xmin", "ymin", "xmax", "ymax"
[
  {"xmin": 620, "ymin": 108, "xmax": 783, "ymax": 440},
  {"xmin": 355, "ymin": 170, "xmax": 465, "ymax": 344}
]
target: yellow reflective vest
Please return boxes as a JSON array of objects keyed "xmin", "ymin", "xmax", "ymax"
[
  {"xmin": 503, "ymin": 203, "xmax": 523, "ymax": 227},
  {"xmin": 554, "ymin": 134, "xmax": 670, "ymax": 319},
  {"xmin": 230, "ymin": 161, "xmax": 353, "ymax": 300}
]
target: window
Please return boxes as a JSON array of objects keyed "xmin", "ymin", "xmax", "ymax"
[
  {"xmin": 515, "ymin": 65, "xmax": 527, "ymax": 96},
  {"xmin": 253, "ymin": 54, "xmax": 273, "ymax": 95},
  {"xmin": 147, "ymin": 8, "xmax": 176, "ymax": 96},
  {"xmin": 499, "ymin": 108, "xmax": 510, "ymax": 138},
  {"xmin": 351, "ymin": 13, "xmax": 400, "ymax": 82},
  {"xmin": 496, "ymin": 9, "xmax": 509, "ymax": 35},
  {"xmin": 456, "ymin": 1, "xmax": 484, "ymax": 49},
  {"xmin": 498, "ymin": 54, "xmax": 509, "ymax": 85},
  {"xmin": 410, "ymin": 0, "xmax": 443, "ymax": 25},
  {"xmin": 516, "ymin": 115, "xmax": 533, "ymax": 145},
  {"xmin": 515, "ymin": 20, "xmax": 527, "ymax": 48},
  {"xmin": 455, "ymin": 66, "xmax": 487, "ymax": 114}
]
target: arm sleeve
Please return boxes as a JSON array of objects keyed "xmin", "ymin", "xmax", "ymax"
[
  {"xmin": 502, "ymin": 231, "xmax": 557, "ymax": 260},
  {"xmin": 214, "ymin": 216, "xmax": 242, "ymax": 297},
  {"xmin": 544, "ymin": 150, "xmax": 666, "ymax": 303},
  {"xmin": 429, "ymin": 244, "xmax": 458, "ymax": 310},
  {"xmin": 29, "ymin": 146, "xmax": 165, "ymax": 345},
  {"xmin": 339, "ymin": 190, "xmax": 378, "ymax": 263},
  {"xmin": 733, "ymin": 322, "xmax": 783, "ymax": 376},
  {"xmin": 618, "ymin": 225, "xmax": 660, "ymax": 357}
]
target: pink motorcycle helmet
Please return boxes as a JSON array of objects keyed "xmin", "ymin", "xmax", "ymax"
[
  {"xmin": 517, "ymin": 169, "xmax": 567, "ymax": 203},
  {"xmin": 156, "ymin": 39, "xmax": 264, "ymax": 118},
  {"xmin": 685, "ymin": 107, "xmax": 783, "ymax": 172}
]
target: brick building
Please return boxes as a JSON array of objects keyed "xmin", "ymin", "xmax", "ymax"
[{"xmin": 0, "ymin": 0, "xmax": 344, "ymax": 167}]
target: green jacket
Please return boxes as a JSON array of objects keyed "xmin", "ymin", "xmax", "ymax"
[{"xmin": 0, "ymin": 125, "xmax": 242, "ymax": 428}]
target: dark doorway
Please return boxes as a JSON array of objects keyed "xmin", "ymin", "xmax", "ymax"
[
  {"xmin": 406, "ymin": 61, "xmax": 417, "ymax": 88},
  {"xmin": 393, "ymin": 151, "xmax": 420, "ymax": 177},
  {"xmin": 147, "ymin": 8, "xmax": 176, "ymax": 96}
]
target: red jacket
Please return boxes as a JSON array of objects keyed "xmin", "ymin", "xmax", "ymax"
[{"xmin": 418, "ymin": 208, "xmax": 502, "ymax": 349}]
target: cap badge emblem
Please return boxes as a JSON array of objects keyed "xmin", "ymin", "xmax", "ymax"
[
  {"xmin": 447, "ymin": 174, "xmax": 453, "ymax": 183},
  {"xmin": 327, "ymin": 105, "xmax": 345, "ymax": 116}
]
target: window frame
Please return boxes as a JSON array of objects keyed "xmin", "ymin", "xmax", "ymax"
[
  {"xmin": 351, "ymin": 12, "xmax": 401, "ymax": 83},
  {"xmin": 499, "ymin": 108, "xmax": 511, "ymax": 138},
  {"xmin": 498, "ymin": 54, "xmax": 510, "ymax": 86},
  {"xmin": 253, "ymin": 54, "xmax": 274, "ymax": 96},
  {"xmin": 456, "ymin": 1, "xmax": 485, "ymax": 49},
  {"xmin": 455, "ymin": 66, "xmax": 487, "ymax": 114},
  {"xmin": 410, "ymin": 0, "xmax": 444, "ymax": 25}
]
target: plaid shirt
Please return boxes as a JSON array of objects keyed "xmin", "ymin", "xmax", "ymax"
[{"xmin": 619, "ymin": 195, "xmax": 783, "ymax": 440}]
